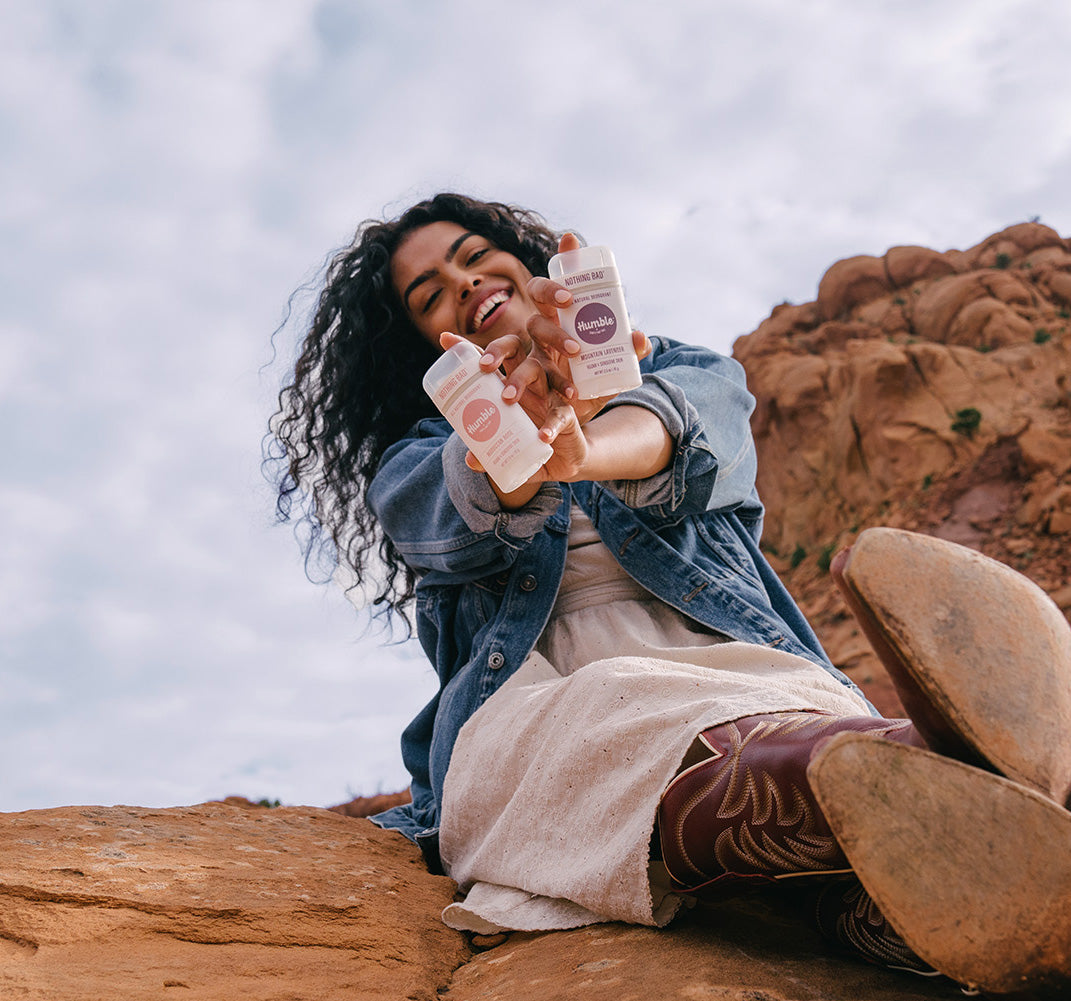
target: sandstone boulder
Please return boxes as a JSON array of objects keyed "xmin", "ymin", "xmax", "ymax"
[
  {"xmin": 0, "ymin": 803, "xmax": 962, "ymax": 1000},
  {"xmin": 733, "ymin": 220, "xmax": 1071, "ymax": 714},
  {"xmin": 0, "ymin": 802, "xmax": 466, "ymax": 1001}
]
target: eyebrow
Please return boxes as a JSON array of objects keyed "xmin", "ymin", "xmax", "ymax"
[{"xmin": 402, "ymin": 231, "xmax": 478, "ymax": 311}]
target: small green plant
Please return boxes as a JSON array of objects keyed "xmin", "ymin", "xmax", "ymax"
[
  {"xmin": 790, "ymin": 544, "xmax": 807, "ymax": 569},
  {"xmin": 256, "ymin": 798, "xmax": 282, "ymax": 809},
  {"xmin": 1035, "ymin": 328, "xmax": 1052, "ymax": 344},
  {"xmin": 817, "ymin": 544, "xmax": 837, "ymax": 573},
  {"xmin": 977, "ymin": 342, "xmax": 993, "ymax": 353},
  {"xmin": 893, "ymin": 296, "xmax": 906, "ymax": 306},
  {"xmin": 994, "ymin": 253, "xmax": 1012, "ymax": 269},
  {"xmin": 951, "ymin": 407, "xmax": 982, "ymax": 438},
  {"xmin": 922, "ymin": 473, "xmax": 933, "ymax": 490},
  {"xmin": 1058, "ymin": 308, "xmax": 1070, "ymax": 319}
]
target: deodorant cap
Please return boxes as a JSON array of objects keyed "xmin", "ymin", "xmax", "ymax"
[
  {"xmin": 422, "ymin": 340, "xmax": 482, "ymax": 398},
  {"xmin": 547, "ymin": 245, "xmax": 617, "ymax": 281}
]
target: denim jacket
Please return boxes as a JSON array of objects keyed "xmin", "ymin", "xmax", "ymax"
[{"xmin": 366, "ymin": 337, "xmax": 872, "ymax": 870}]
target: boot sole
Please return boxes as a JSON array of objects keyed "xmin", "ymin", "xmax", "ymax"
[
  {"xmin": 809, "ymin": 732, "xmax": 1071, "ymax": 994},
  {"xmin": 833, "ymin": 527, "xmax": 1071, "ymax": 805}
]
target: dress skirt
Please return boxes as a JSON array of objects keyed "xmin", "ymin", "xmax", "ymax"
[{"xmin": 438, "ymin": 596, "xmax": 873, "ymax": 934}]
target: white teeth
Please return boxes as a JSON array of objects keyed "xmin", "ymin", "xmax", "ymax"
[{"xmin": 472, "ymin": 290, "xmax": 511, "ymax": 331}]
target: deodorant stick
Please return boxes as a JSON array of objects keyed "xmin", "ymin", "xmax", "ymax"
[
  {"xmin": 548, "ymin": 245, "xmax": 642, "ymax": 400},
  {"xmin": 423, "ymin": 340, "xmax": 553, "ymax": 493}
]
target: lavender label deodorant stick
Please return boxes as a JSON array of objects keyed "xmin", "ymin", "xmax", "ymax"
[
  {"xmin": 548, "ymin": 245, "xmax": 641, "ymax": 399},
  {"xmin": 423, "ymin": 340, "xmax": 553, "ymax": 493}
]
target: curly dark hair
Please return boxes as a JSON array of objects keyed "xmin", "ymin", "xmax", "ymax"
[{"xmin": 268, "ymin": 193, "xmax": 564, "ymax": 625}]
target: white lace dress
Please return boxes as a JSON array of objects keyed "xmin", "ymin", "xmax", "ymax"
[{"xmin": 438, "ymin": 506, "xmax": 871, "ymax": 933}]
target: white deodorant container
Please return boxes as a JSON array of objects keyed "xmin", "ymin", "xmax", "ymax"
[
  {"xmin": 423, "ymin": 340, "xmax": 553, "ymax": 494},
  {"xmin": 547, "ymin": 245, "xmax": 642, "ymax": 400}
]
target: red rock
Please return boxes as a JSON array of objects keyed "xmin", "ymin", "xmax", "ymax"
[
  {"xmin": 884, "ymin": 245, "xmax": 958, "ymax": 287},
  {"xmin": 815, "ymin": 255, "xmax": 891, "ymax": 321},
  {"xmin": 734, "ymin": 222, "xmax": 1071, "ymax": 693},
  {"xmin": 0, "ymin": 803, "xmax": 467, "ymax": 1000}
]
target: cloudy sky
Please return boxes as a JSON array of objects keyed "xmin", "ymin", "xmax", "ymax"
[{"xmin": 4, "ymin": 0, "xmax": 1071, "ymax": 812}]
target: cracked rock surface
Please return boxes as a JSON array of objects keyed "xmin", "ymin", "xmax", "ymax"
[
  {"xmin": 0, "ymin": 802, "xmax": 468, "ymax": 1000},
  {"xmin": 0, "ymin": 803, "xmax": 962, "ymax": 1000}
]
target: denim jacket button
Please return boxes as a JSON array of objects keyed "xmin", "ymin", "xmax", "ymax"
[
  {"xmin": 488, "ymin": 652, "xmax": 505, "ymax": 670},
  {"xmin": 520, "ymin": 575, "xmax": 538, "ymax": 592}
]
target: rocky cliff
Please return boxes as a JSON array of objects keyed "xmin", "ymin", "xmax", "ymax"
[
  {"xmin": 734, "ymin": 221, "xmax": 1071, "ymax": 714},
  {"xmin": 3, "ymin": 223, "xmax": 1069, "ymax": 999}
]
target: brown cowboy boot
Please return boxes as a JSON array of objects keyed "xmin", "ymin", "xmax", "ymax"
[
  {"xmin": 656, "ymin": 711, "xmax": 925, "ymax": 893},
  {"xmin": 809, "ymin": 732, "xmax": 1071, "ymax": 995},
  {"xmin": 812, "ymin": 875, "xmax": 941, "ymax": 980},
  {"xmin": 832, "ymin": 527, "xmax": 1071, "ymax": 807}
]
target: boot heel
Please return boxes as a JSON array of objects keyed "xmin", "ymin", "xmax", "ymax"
[
  {"xmin": 833, "ymin": 527, "xmax": 1071, "ymax": 805},
  {"xmin": 808, "ymin": 731, "xmax": 1071, "ymax": 994}
]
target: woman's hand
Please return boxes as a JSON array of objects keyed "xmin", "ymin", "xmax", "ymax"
[
  {"xmin": 437, "ymin": 234, "xmax": 662, "ymax": 507},
  {"xmin": 437, "ymin": 331, "xmax": 592, "ymax": 494},
  {"xmin": 477, "ymin": 234, "xmax": 652, "ymax": 426}
]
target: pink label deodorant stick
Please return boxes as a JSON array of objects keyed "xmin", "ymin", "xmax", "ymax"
[
  {"xmin": 548, "ymin": 245, "xmax": 642, "ymax": 400},
  {"xmin": 423, "ymin": 340, "xmax": 553, "ymax": 494}
]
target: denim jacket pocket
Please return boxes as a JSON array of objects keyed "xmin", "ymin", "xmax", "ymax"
[{"xmin": 694, "ymin": 518, "xmax": 764, "ymax": 584}]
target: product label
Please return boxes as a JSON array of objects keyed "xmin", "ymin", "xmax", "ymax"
[
  {"xmin": 462, "ymin": 399, "xmax": 501, "ymax": 442},
  {"xmin": 562, "ymin": 268, "xmax": 604, "ymax": 287},
  {"xmin": 434, "ymin": 368, "xmax": 470, "ymax": 404},
  {"xmin": 574, "ymin": 302, "xmax": 617, "ymax": 345}
]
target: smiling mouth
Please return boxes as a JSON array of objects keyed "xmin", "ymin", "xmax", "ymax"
[{"xmin": 472, "ymin": 290, "xmax": 512, "ymax": 333}]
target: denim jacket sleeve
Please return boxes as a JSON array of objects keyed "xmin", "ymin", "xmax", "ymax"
[
  {"xmin": 368, "ymin": 419, "xmax": 563, "ymax": 580},
  {"xmin": 368, "ymin": 336, "xmax": 755, "ymax": 574},
  {"xmin": 598, "ymin": 336, "xmax": 758, "ymax": 518}
]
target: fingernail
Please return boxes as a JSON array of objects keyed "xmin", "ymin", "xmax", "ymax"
[
  {"xmin": 564, "ymin": 339, "xmax": 581, "ymax": 354},
  {"xmin": 502, "ymin": 385, "xmax": 518, "ymax": 401},
  {"xmin": 480, "ymin": 352, "xmax": 494, "ymax": 365},
  {"xmin": 554, "ymin": 290, "xmax": 571, "ymax": 305},
  {"xmin": 564, "ymin": 385, "xmax": 576, "ymax": 400}
]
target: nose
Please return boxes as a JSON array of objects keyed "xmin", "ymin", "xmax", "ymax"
[{"xmin": 456, "ymin": 273, "xmax": 481, "ymax": 302}]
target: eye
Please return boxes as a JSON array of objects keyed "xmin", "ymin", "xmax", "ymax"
[
  {"xmin": 420, "ymin": 289, "xmax": 442, "ymax": 314},
  {"xmin": 465, "ymin": 247, "xmax": 489, "ymax": 266}
]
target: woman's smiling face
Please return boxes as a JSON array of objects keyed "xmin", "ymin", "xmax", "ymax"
[{"xmin": 390, "ymin": 221, "xmax": 539, "ymax": 350}]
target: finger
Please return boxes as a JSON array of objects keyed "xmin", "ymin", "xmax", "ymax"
[
  {"xmin": 464, "ymin": 451, "xmax": 486, "ymax": 473},
  {"xmin": 558, "ymin": 232, "xmax": 581, "ymax": 254},
  {"xmin": 478, "ymin": 333, "xmax": 528, "ymax": 374},
  {"xmin": 544, "ymin": 360, "xmax": 575, "ymax": 400},
  {"xmin": 527, "ymin": 275, "xmax": 574, "ymax": 319},
  {"xmin": 538, "ymin": 402, "xmax": 576, "ymax": 444},
  {"xmin": 439, "ymin": 331, "xmax": 465, "ymax": 351},
  {"xmin": 501, "ymin": 356, "xmax": 550, "ymax": 404},
  {"xmin": 528, "ymin": 311, "xmax": 581, "ymax": 358},
  {"xmin": 631, "ymin": 328, "xmax": 652, "ymax": 360}
]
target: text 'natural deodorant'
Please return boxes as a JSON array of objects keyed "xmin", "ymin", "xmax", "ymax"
[
  {"xmin": 548, "ymin": 245, "xmax": 642, "ymax": 400},
  {"xmin": 423, "ymin": 340, "xmax": 553, "ymax": 493}
]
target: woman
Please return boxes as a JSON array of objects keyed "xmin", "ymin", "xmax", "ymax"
[{"xmin": 271, "ymin": 193, "xmax": 1071, "ymax": 994}]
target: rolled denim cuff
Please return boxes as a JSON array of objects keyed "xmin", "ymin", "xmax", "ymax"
[
  {"xmin": 442, "ymin": 434, "xmax": 562, "ymax": 539},
  {"xmin": 599, "ymin": 375, "xmax": 717, "ymax": 511}
]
